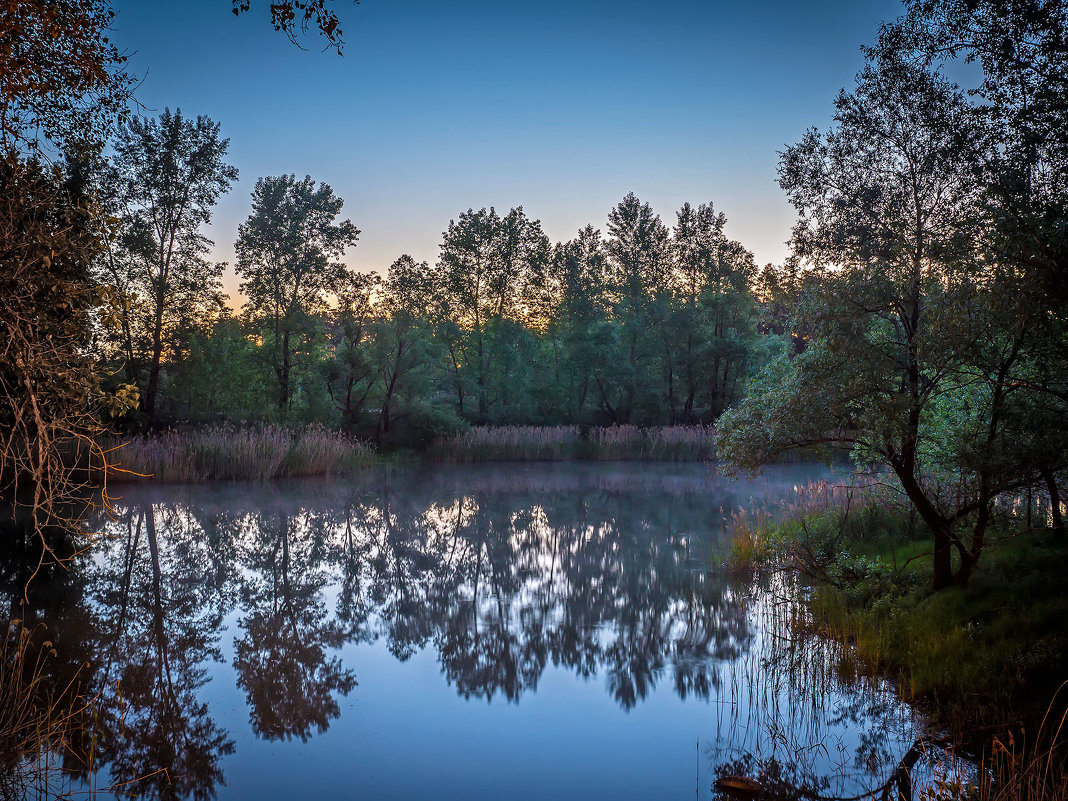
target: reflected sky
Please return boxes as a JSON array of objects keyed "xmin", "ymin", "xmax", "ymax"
[{"xmin": 2, "ymin": 463, "xmax": 927, "ymax": 800}]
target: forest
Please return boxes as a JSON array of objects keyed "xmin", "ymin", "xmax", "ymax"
[{"xmin": 93, "ymin": 155, "xmax": 774, "ymax": 442}]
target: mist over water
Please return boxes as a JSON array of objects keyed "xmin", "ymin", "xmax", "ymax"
[{"xmin": 11, "ymin": 463, "xmax": 934, "ymax": 799}]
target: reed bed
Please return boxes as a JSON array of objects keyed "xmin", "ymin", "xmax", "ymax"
[
  {"xmin": 587, "ymin": 424, "xmax": 716, "ymax": 461},
  {"xmin": 722, "ymin": 478, "xmax": 886, "ymax": 573},
  {"xmin": 429, "ymin": 424, "xmax": 717, "ymax": 462},
  {"xmin": 104, "ymin": 424, "xmax": 377, "ymax": 483},
  {"xmin": 427, "ymin": 425, "xmax": 580, "ymax": 462}
]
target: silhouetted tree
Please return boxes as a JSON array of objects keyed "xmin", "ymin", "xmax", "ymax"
[
  {"xmin": 236, "ymin": 174, "xmax": 359, "ymax": 413},
  {"xmin": 102, "ymin": 109, "xmax": 238, "ymax": 422}
]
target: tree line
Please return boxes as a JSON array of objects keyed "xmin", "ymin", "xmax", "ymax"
[{"xmin": 91, "ymin": 121, "xmax": 776, "ymax": 444}]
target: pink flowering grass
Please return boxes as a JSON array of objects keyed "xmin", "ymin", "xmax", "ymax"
[{"xmin": 588, "ymin": 424, "xmax": 716, "ymax": 461}]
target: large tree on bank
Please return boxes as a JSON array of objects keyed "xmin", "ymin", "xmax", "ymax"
[
  {"xmin": 236, "ymin": 174, "xmax": 359, "ymax": 413},
  {"xmin": 103, "ymin": 108, "xmax": 238, "ymax": 422},
  {"xmin": 719, "ymin": 48, "xmax": 1068, "ymax": 590}
]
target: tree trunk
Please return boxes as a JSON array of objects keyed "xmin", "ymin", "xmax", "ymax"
[
  {"xmin": 932, "ymin": 524, "xmax": 954, "ymax": 590},
  {"xmin": 145, "ymin": 328, "xmax": 164, "ymax": 421},
  {"xmin": 278, "ymin": 328, "xmax": 292, "ymax": 411},
  {"xmin": 893, "ymin": 458, "xmax": 954, "ymax": 590}
]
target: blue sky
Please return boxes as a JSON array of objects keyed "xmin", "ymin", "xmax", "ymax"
[{"xmin": 110, "ymin": 0, "xmax": 906, "ymax": 298}]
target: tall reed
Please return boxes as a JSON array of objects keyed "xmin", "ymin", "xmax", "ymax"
[
  {"xmin": 429, "ymin": 424, "xmax": 717, "ymax": 462},
  {"xmin": 1, "ymin": 620, "xmax": 87, "ymax": 797},
  {"xmin": 721, "ymin": 478, "xmax": 885, "ymax": 573},
  {"xmin": 588, "ymin": 424, "xmax": 717, "ymax": 461},
  {"xmin": 427, "ymin": 425, "xmax": 580, "ymax": 462},
  {"xmin": 103, "ymin": 424, "xmax": 376, "ymax": 483},
  {"xmin": 974, "ymin": 693, "xmax": 1068, "ymax": 801}
]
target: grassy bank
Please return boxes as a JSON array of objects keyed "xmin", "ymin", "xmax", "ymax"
[
  {"xmin": 427, "ymin": 424, "xmax": 717, "ymax": 462},
  {"xmin": 728, "ymin": 480, "xmax": 1068, "ymax": 793},
  {"xmin": 737, "ymin": 484, "xmax": 1067, "ymax": 732},
  {"xmin": 103, "ymin": 424, "xmax": 377, "ymax": 483}
]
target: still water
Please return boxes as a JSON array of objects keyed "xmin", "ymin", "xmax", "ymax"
[{"xmin": 11, "ymin": 463, "xmax": 932, "ymax": 799}]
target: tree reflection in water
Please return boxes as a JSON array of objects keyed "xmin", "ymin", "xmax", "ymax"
[
  {"xmin": 0, "ymin": 463, "xmax": 925, "ymax": 800},
  {"xmin": 327, "ymin": 466, "xmax": 752, "ymax": 707},
  {"xmin": 84, "ymin": 502, "xmax": 235, "ymax": 801},
  {"xmin": 233, "ymin": 508, "xmax": 356, "ymax": 741}
]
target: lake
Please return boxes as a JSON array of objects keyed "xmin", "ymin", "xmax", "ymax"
[{"xmin": 5, "ymin": 462, "xmax": 938, "ymax": 800}]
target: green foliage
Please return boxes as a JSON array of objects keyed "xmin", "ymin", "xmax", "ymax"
[
  {"xmin": 97, "ymin": 108, "xmax": 238, "ymax": 422},
  {"xmin": 807, "ymin": 530, "xmax": 1068, "ymax": 734},
  {"xmin": 719, "ymin": 35, "xmax": 1068, "ymax": 589},
  {"xmin": 117, "ymin": 188, "xmax": 770, "ymax": 445},
  {"xmin": 236, "ymin": 174, "xmax": 359, "ymax": 414},
  {"xmin": 0, "ymin": 158, "xmax": 116, "ymax": 532},
  {"xmin": 231, "ymin": 0, "xmax": 355, "ymax": 54},
  {"xmin": 752, "ymin": 489, "xmax": 1068, "ymax": 733},
  {"xmin": 163, "ymin": 315, "xmax": 273, "ymax": 423},
  {"xmin": 0, "ymin": 0, "xmax": 133, "ymax": 158}
]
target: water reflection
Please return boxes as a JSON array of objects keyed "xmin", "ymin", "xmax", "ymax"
[
  {"xmin": 1, "ymin": 463, "xmax": 928, "ymax": 800},
  {"xmin": 234, "ymin": 508, "xmax": 356, "ymax": 741},
  {"xmin": 85, "ymin": 503, "xmax": 234, "ymax": 800},
  {"xmin": 327, "ymin": 466, "xmax": 753, "ymax": 708}
]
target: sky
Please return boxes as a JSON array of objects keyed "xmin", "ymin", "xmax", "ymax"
[{"xmin": 109, "ymin": 0, "xmax": 907, "ymax": 300}]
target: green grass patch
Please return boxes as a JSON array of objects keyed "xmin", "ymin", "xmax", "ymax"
[{"xmin": 759, "ymin": 495, "xmax": 1068, "ymax": 738}]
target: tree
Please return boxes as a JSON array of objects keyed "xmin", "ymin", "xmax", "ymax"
[
  {"xmin": 0, "ymin": 160, "xmax": 116, "ymax": 549},
  {"xmin": 101, "ymin": 108, "xmax": 238, "ymax": 423},
  {"xmin": 604, "ymin": 193, "xmax": 670, "ymax": 423},
  {"xmin": 372, "ymin": 255, "xmax": 444, "ymax": 441},
  {"xmin": 0, "ymin": 0, "xmax": 132, "ymax": 158},
  {"xmin": 165, "ymin": 311, "xmax": 273, "ymax": 422},
  {"xmin": 231, "ymin": 0, "xmax": 358, "ymax": 53},
  {"xmin": 718, "ymin": 52, "xmax": 1015, "ymax": 589},
  {"xmin": 884, "ymin": 0, "xmax": 1068, "ymax": 297},
  {"xmin": 436, "ymin": 206, "xmax": 549, "ymax": 421},
  {"xmin": 236, "ymin": 174, "xmax": 359, "ymax": 413},
  {"xmin": 0, "ymin": 0, "xmax": 133, "ymax": 546},
  {"xmin": 883, "ymin": 0, "xmax": 1068, "ymax": 532},
  {"xmin": 324, "ymin": 268, "xmax": 379, "ymax": 427},
  {"xmin": 670, "ymin": 201, "xmax": 758, "ymax": 421},
  {"xmin": 546, "ymin": 226, "xmax": 612, "ymax": 421}
]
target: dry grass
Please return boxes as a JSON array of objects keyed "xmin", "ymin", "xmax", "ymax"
[
  {"xmin": 975, "ymin": 705, "xmax": 1068, "ymax": 801},
  {"xmin": 0, "ymin": 620, "xmax": 88, "ymax": 798},
  {"xmin": 103, "ymin": 424, "xmax": 377, "ymax": 483},
  {"xmin": 721, "ymin": 479, "xmax": 882, "ymax": 573},
  {"xmin": 0, "ymin": 620, "xmax": 171, "ymax": 797},
  {"xmin": 429, "ymin": 424, "xmax": 717, "ymax": 462},
  {"xmin": 588, "ymin": 424, "xmax": 716, "ymax": 461},
  {"xmin": 925, "ymin": 691, "xmax": 1068, "ymax": 801},
  {"xmin": 427, "ymin": 425, "xmax": 579, "ymax": 462}
]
